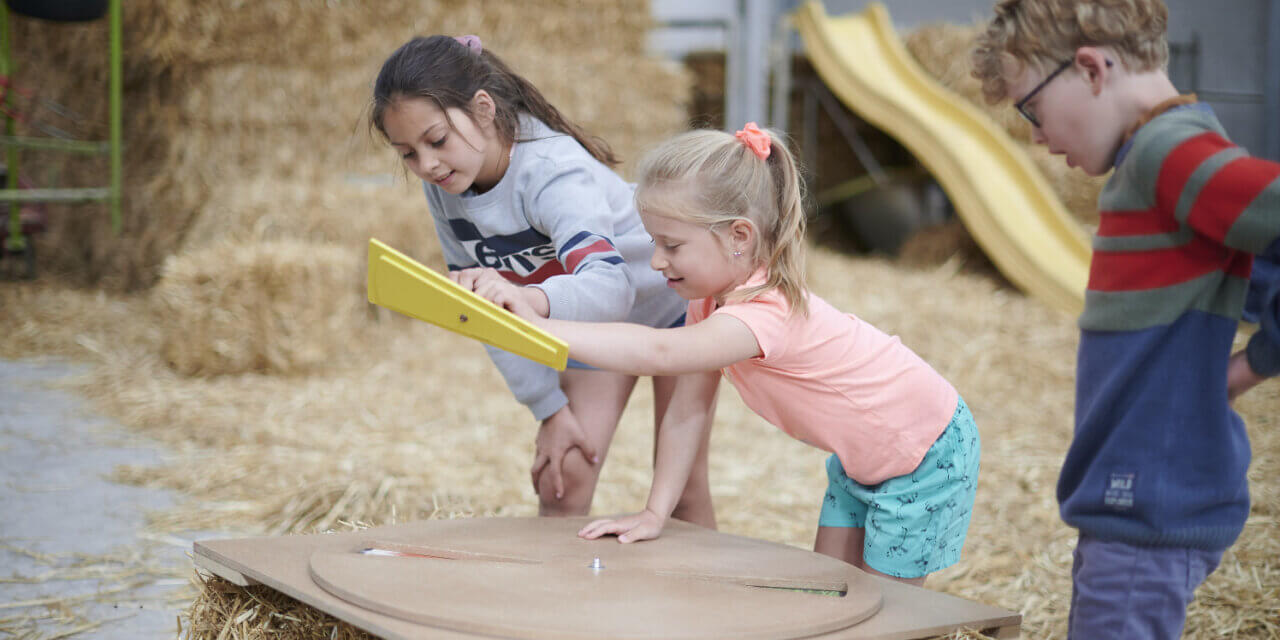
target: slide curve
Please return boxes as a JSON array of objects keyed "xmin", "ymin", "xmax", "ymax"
[{"xmin": 794, "ymin": 1, "xmax": 1091, "ymax": 314}]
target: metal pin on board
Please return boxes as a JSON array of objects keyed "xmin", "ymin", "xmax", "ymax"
[
  {"xmin": 589, "ymin": 557, "xmax": 604, "ymax": 570},
  {"xmin": 459, "ymin": 313, "xmax": 468, "ymax": 322}
]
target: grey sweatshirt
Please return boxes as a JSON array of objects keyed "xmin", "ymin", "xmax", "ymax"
[{"xmin": 422, "ymin": 115, "xmax": 686, "ymax": 419}]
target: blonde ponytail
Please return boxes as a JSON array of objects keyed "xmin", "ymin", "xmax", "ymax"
[{"xmin": 635, "ymin": 127, "xmax": 809, "ymax": 316}]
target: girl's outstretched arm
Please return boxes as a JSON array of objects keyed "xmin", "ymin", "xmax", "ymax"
[
  {"xmin": 551, "ymin": 314, "xmax": 759, "ymax": 376},
  {"xmin": 578, "ymin": 369, "xmax": 721, "ymax": 543},
  {"xmin": 490, "ymin": 278, "xmax": 761, "ymax": 375}
]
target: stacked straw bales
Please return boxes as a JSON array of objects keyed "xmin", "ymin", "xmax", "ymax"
[
  {"xmin": 153, "ymin": 241, "xmax": 368, "ymax": 376},
  {"xmin": 12, "ymin": 0, "xmax": 689, "ymax": 290},
  {"xmin": 12, "ymin": 0, "xmax": 688, "ymax": 376}
]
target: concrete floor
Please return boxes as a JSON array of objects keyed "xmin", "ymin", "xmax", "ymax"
[{"xmin": 0, "ymin": 359, "xmax": 193, "ymax": 639}]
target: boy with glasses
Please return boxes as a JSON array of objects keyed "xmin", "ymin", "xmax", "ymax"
[{"xmin": 971, "ymin": 0, "xmax": 1280, "ymax": 637}]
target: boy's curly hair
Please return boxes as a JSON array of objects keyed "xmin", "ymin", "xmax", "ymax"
[{"xmin": 971, "ymin": 0, "xmax": 1169, "ymax": 105}]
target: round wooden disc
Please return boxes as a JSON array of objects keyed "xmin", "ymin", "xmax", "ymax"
[{"xmin": 309, "ymin": 517, "xmax": 881, "ymax": 639}]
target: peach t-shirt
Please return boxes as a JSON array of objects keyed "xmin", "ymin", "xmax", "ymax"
[{"xmin": 689, "ymin": 276, "xmax": 958, "ymax": 484}]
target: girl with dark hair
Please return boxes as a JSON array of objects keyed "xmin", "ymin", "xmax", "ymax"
[{"xmin": 369, "ymin": 35, "xmax": 715, "ymax": 528}]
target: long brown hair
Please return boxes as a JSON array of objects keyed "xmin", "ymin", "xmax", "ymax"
[{"xmin": 369, "ymin": 35, "xmax": 618, "ymax": 167}]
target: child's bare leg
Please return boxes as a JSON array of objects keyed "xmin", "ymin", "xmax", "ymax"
[
  {"xmin": 813, "ymin": 526, "xmax": 927, "ymax": 587},
  {"xmin": 651, "ymin": 375, "xmax": 717, "ymax": 529},
  {"xmin": 814, "ymin": 525, "xmax": 866, "ymax": 566},
  {"xmin": 536, "ymin": 369, "xmax": 636, "ymax": 516}
]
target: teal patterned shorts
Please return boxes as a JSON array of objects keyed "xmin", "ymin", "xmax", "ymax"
[{"xmin": 818, "ymin": 397, "xmax": 980, "ymax": 579}]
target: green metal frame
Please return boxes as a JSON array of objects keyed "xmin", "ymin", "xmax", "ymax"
[{"xmin": 1, "ymin": 0, "xmax": 122, "ymax": 254}]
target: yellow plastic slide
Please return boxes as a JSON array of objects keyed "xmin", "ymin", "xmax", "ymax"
[{"xmin": 793, "ymin": 2, "xmax": 1090, "ymax": 314}]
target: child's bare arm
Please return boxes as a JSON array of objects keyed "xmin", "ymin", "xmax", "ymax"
[
  {"xmin": 578, "ymin": 370, "xmax": 720, "ymax": 543},
  {"xmin": 1227, "ymin": 350, "xmax": 1267, "ymax": 400},
  {"xmin": 489, "ymin": 283, "xmax": 761, "ymax": 375},
  {"xmin": 552, "ymin": 314, "xmax": 759, "ymax": 376}
]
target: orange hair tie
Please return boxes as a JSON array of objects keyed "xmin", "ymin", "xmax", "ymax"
[{"xmin": 734, "ymin": 122, "xmax": 771, "ymax": 160}]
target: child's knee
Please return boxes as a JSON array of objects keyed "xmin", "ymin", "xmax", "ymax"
[{"xmin": 536, "ymin": 449, "xmax": 600, "ymax": 506}]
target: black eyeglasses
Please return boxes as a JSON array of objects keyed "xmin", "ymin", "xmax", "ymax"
[{"xmin": 1014, "ymin": 59, "xmax": 1073, "ymax": 129}]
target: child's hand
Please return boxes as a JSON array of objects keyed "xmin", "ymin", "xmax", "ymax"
[
  {"xmin": 451, "ymin": 267, "xmax": 518, "ymax": 304},
  {"xmin": 492, "ymin": 287, "xmax": 539, "ymax": 321},
  {"xmin": 532, "ymin": 407, "xmax": 599, "ymax": 500},
  {"xmin": 577, "ymin": 509, "xmax": 665, "ymax": 544},
  {"xmin": 1227, "ymin": 350, "xmax": 1266, "ymax": 401},
  {"xmin": 450, "ymin": 267, "xmax": 545, "ymax": 319}
]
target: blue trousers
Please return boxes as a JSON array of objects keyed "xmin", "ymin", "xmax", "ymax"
[{"xmin": 1068, "ymin": 534, "xmax": 1223, "ymax": 640}]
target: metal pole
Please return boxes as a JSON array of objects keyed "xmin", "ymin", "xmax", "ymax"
[
  {"xmin": 1265, "ymin": 0, "xmax": 1280, "ymax": 161},
  {"xmin": 108, "ymin": 0, "xmax": 122, "ymax": 233},
  {"xmin": 769, "ymin": 16, "xmax": 793, "ymax": 132},
  {"xmin": 738, "ymin": 0, "xmax": 773, "ymax": 127},
  {"xmin": 725, "ymin": 6, "xmax": 742, "ymax": 130},
  {"xmin": 2, "ymin": 1, "xmax": 23, "ymax": 252}
]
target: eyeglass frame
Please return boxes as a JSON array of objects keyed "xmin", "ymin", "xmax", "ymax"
[
  {"xmin": 1013, "ymin": 59, "xmax": 1074, "ymax": 129},
  {"xmin": 1014, "ymin": 57, "xmax": 1115, "ymax": 129}
]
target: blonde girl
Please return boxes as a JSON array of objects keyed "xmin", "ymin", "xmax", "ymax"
[
  {"xmin": 369, "ymin": 34, "xmax": 715, "ymax": 527},
  {"xmin": 486, "ymin": 124, "xmax": 981, "ymax": 585}
]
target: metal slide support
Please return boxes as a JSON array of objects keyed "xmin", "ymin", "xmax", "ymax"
[
  {"xmin": 108, "ymin": 0, "xmax": 121, "ymax": 232},
  {"xmin": 2, "ymin": 1, "xmax": 22, "ymax": 252},
  {"xmin": 735, "ymin": 0, "xmax": 773, "ymax": 127},
  {"xmin": 0, "ymin": 0, "xmax": 123, "ymax": 248},
  {"xmin": 1266, "ymin": 0, "xmax": 1280, "ymax": 161},
  {"xmin": 769, "ymin": 15, "xmax": 793, "ymax": 132}
]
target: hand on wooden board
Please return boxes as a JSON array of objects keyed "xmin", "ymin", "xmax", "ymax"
[{"xmin": 577, "ymin": 508, "xmax": 665, "ymax": 544}]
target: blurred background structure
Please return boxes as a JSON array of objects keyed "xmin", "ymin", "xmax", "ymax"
[
  {"xmin": 653, "ymin": 0, "xmax": 1279, "ymax": 159},
  {"xmin": 650, "ymin": 0, "xmax": 1280, "ymax": 271}
]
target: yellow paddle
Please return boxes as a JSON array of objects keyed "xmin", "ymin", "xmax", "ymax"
[{"xmin": 367, "ymin": 238, "xmax": 569, "ymax": 370}]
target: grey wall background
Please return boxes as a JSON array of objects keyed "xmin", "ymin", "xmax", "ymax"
[{"xmin": 651, "ymin": 0, "xmax": 1279, "ymax": 160}]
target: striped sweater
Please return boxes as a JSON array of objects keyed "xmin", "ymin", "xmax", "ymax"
[{"xmin": 1058, "ymin": 102, "xmax": 1280, "ymax": 550}]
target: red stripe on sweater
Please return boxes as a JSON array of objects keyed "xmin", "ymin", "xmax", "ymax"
[
  {"xmin": 1155, "ymin": 132, "xmax": 1234, "ymax": 214},
  {"xmin": 1227, "ymin": 251, "xmax": 1254, "ymax": 280},
  {"xmin": 1187, "ymin": 156, "xmax": 1280, "ymax": 243},
  {"xmin": 1096, "ymin": 207, "xmax": 1180, "ymax": 237},
  {"xmin": 563, "ymin": 239, "xmax": 614, "ymax": 273},
  {"xmin": 501, "ymin": 260, "xmax": 567, "ymax": 285},
  {"xmin": 1088, "ymin": 234, "xmax": 1238, "ymax": 292}
]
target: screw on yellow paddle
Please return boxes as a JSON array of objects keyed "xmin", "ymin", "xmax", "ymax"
[{"xmin": 367, "ymin": 238, "xmax": 569, "ymax": 371}]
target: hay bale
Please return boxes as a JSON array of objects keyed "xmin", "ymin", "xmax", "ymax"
[
  {"xmin": 153, "ymin": 241, "xmax": 368, "ymax": 377},
  {"xmin": 11, "ymin": 0, "xmax": 689, "ymax": 290},
  {"xmin": 184, "ymin": 572, "xmax": 376, "ymax": 640},
  {"xmin": 896, "ymin": 220, "xmax": 1000, "ymax": 279},
  {"xmin": 903, "ymin": 22, "xmax": 1032, "ymax": 145}
]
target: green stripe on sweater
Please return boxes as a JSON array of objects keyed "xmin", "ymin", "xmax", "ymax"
[
  {"xmin": 1174, "ymin": 147, "xmax": 1249, "ymax": 224},
  {"xmin": 1092, "ymin": 227, "xmax": 1194, "ymax": 253},
  {"xmin": 1080, "ymin": 273, "xmax": 1249, "ymax": 331},
  {"xmin": 1225, "ymin": 175, "xmax": 1280, "ymax": 253}
]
